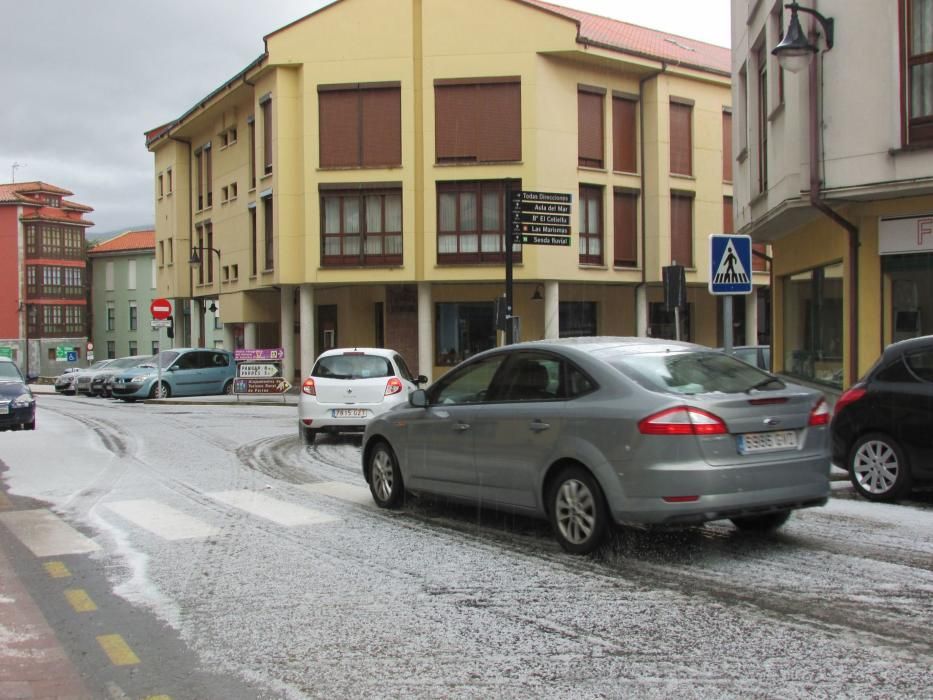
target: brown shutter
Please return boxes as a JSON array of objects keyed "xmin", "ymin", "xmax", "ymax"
[
  {"xmin": 613, "ymin": 191, "xmax": 637, "ymax": 266},
  {"xmin": 670, "ymin": 193, "xmax": 693, "ymax": 267},
  {"xmin": 578, "ymin": 90, "xmax": 604, "ymax": 167},
  {"xmin": 319, "ymin": 90, "xmax": 361, "ymax": 167},
  {"xmin": 476, "ymin": 83, "xmax": 521, "ymax": 162},
  {"xmin": 262, "ymin": 99, "xmax": 273, "ymax": 174},
  {"xmin": 361, "ymin": 87, "xmax": 402, "ymax": 167},
  {"xmin": 435, "ymin": 84, "xmax": 478, "ymax": 161},
  {"xmin": 612, "ymin": 97, "xmax": 637, "ymax": 172},
  {"xmin": 670, "ymin": 102, "xmax": 693, "ymax": 175},
  {"xmin": 436, "ymin": 82, "xmax": 520, "ymax": 162},
  {"xmin": 722, "ymin": 111, "xmax": 733, "ymax": 182},
  {"xmin": 753, "ymin": 243, "xmax": 768, "ymax": 271}
]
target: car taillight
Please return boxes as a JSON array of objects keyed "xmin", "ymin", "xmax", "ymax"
[
  {"xmin": 808, "ymin": 397, "xmax": 832, "ymax": 426},
  {"xmin": 302, "ymin": 378, "xmax": 316, "ymax": 396},
  {"xmin": 638, "ymin": 406, "xmax": 728, "ymax": 435},
  {"xmin": 831, "ymin": 387, "xmax": 865, "ymax": 416},
  {"xmin": 385, "ymin": 377, "xmax": 403, "ymax": 396}
]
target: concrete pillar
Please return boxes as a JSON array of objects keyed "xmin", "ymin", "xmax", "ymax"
[
  {"xmin": 544, "ymin": 281, "xmax": 559, "ymax": 339},
  {"xmin": 636, "ymin": 285, "xmax": 648, "ymax": 337},
  {"xmin": 280, "ymin": 285, "xmax": 295, "ymax": 382},
  {"xmin": 222, "ymin": 324, "xmax": 235, "ymax": 350},
  {"xmin": 299, "ymin": 284, "xmax": 315, "ymax": 379},
  {"xmin": 191, "ymin": 299, "xmax": 203, "ymax": 347},
  {"xmin": 746, "ymin": 291, "xmax": 759, "ymax": 346},
  {"xmin": 417, "ymin": 282, "xmax": 433, "ymax": 382},
  {"xmin": 244, "ymin": 322, "xmax": 258, "ymax": 349}
]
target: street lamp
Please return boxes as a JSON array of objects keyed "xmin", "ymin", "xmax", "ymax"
[
  {"xmin": 771, "ymin": 2, "xmax": 835, "ymax": 73},
  {"xmin": 188, "ymin": 246, "xmax": 221, "ymax": 347}
]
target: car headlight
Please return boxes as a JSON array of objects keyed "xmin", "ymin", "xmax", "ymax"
[
  {"xmin": 12, "ymin": 394, "xmax": 34, "ymax": 408},
  {"xmin": 129, "ymin": 375, "xmax": 150, "ymax": 384}
]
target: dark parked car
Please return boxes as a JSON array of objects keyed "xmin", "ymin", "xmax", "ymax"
[
  {"xmin": 0, "ymin": 358, "xmax": 36, "ymax": 431},
  {"xmin": 362, "ymin": 337, "xmax": 831, "ymax": 554},
  {"xmin": 831, "ymin": 335, "xmax": 933, "ymax": 501}
]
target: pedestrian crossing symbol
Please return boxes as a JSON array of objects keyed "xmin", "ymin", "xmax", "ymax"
[{"xmin": 708, "ymin": 234, "xmax": 753, "ymax": 295}]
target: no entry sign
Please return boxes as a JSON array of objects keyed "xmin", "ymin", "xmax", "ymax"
[{"xmin": 150, "ymin": 298, "xmax": 173, "ymax": 320}]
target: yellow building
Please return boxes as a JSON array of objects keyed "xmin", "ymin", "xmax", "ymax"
[{"xmin": 147, "ymin": 0, "xmax": 745, "ymax": 382}]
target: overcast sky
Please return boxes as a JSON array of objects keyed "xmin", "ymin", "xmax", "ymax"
[{"xmin": 0, "ymin": 0, "xmax": 730, "ymax": 235}]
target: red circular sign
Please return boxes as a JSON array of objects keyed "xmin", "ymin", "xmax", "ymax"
[{"xmin": 150, "ymin": 298, "xmax": 172, "ymax": 320}]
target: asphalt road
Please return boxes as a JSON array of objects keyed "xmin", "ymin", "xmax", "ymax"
[{"xmin": 0, "ymin": 393, "xmax": 930, "ymax": 699}]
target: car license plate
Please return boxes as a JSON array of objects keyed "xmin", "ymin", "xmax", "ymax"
[
  {"xmin": 333, "ymin": 408, "xmax": 367, "ymax": 418},
  {"xmin": 738, "ymin": 430, "xmax": 798, "ymax": 454}
]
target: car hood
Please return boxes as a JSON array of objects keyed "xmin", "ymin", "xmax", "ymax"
[
  {"xmin": 0, "ymin": 381, "xmax": 30, "ymax": 399},
  {"xmin": 114, "ymin": 366, "xmax": 163, "ymax": 379}
]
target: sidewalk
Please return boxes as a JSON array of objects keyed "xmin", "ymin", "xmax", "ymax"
[
  {"xmin": 0, "ymin": 544, "xmax": 93, "ymax": 699},
  {"xmin": 31, "ymin": 382, "xmax": 298, "ymax": 406}
]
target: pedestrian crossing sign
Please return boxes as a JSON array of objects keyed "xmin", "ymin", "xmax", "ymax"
[{"xmin": 708, "ymin": 234, "xmax": 753, "ymax": 295}]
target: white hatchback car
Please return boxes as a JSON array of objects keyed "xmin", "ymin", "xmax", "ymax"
[{"xmin": 298, "ymin": 348, "xmax": 426, "ymax": 444}]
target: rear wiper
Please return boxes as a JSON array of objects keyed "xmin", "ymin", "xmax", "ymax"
[{"xmin": 747, "ymin": 376, "xmax": 784, "ymax": 392}]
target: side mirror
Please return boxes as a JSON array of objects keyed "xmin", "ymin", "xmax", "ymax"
[
  {"xmin": 409, "ymin": 389, "xmax": 428, "ymax": 408},
  {"xmin": 167, "ymin": 365, "xmax": 179, "ymax": 372},
  {"xmin": 415, "ymin": 375, "xmax": 428, "ymax": 385}
]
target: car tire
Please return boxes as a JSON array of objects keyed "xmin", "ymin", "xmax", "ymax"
[
  {"xmin": 547, "ymin": 465, "xmax": 609, "ymax": 555},
  {"xmin": 848, "ymin": 432, "xmax": 912, "ymax": 502},
  {"xmin": 730, "ymin": 510, "xmax": 791, "ymax": 532},
  {"xmin": 149, "ymin": 381, "xmax": 171, "ymax": 399},
  {"xmin": 24, "ymin": 419, "xmax": 36, "ymax": 431},
  {"xmin": 367, "ymin": 441, "xmax": 404, "ymax": 508},
  {"xmin": 300, "ymin": 427, "xmax": 318, "ymax": 445},
  {"xmin": 223, "ymin": 380, "xmax": 234, "ymax": 395}
]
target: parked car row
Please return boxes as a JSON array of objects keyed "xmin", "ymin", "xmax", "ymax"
[{"xmin": 52, "ymin": 348, "xmax": 237, "ymax": 400}]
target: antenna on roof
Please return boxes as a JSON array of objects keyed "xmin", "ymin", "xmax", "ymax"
[{"xmin": 11, "ymin": 162, "xmax": 26, "ymax": 183}]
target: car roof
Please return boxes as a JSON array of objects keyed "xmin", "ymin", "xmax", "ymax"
[
  {"xmin": 882, "ymin": 334, "xmax": 933, "ymax": 359},
  {"xmin": 509, "ymin": 336, "xmax": 707, "ymax": 356}
]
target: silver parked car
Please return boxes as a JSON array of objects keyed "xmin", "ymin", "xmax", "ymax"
[{"xmin": 362, "ymin": 337, "xmax": 832, "ymax": 554}]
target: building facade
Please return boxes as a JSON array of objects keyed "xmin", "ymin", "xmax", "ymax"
[
  {"xmin": 731, "ymin": 0, "xmax": 933, "ymax": 391},
  {"xmin": 148, "ymin": 0, "xmax": 754, "ymax": 383},
  {"xmin": 0, "ymin": 181, "xmax": 92, "ymax": 377},
  {"xmin": 89, "ymin": 229, "xmax": 224, "ymax": 359}
]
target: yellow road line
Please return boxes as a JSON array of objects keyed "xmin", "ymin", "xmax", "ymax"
[
  {"xmin": 64, "ymin": 588, "xmax": 97, "ymax": 613},
  {"xmin": 0, "ymin": 492, "xmax": 12, "ymax": 509},
  {"xmin": 96, "ymin": 634, "xmax": 140, "ymax": 666},
  {"xmin": 145, "ymin": 696, "xmax": 173, "ymax": 700},
  {"xmin": 44, "ymin": 561, "xmax": 71, "ymax": 578}
]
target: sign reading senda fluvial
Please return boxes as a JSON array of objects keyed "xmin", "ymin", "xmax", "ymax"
[{"xmin": 879, "ymin": 214, "xmax": 933, "ymax": 255}]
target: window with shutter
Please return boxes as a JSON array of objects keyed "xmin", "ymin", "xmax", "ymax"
[
  {"xmin": 435, "ymin": 80, "xmax": 521, "ymax": 163},
  {"xmin": 612, "ymin": 97, "xmax": 637, "ymax": 173},
  {"xmin": 670, "ymin": 102, "xmax": 693, "ymax": 175},
  {"xmin": 578, "ymin": 89, "xmax": 604, "ymax": 168},
  {"xmin": 670, "ymin": 193, "xmax": 693, "ymax": 267},
  {"xmin": 319, "ymin": 84, "xmax": 402, "ymax": 168},
  {"xmin": 613, "ymin": 190, "xmax": 638, "ymax": 267}
]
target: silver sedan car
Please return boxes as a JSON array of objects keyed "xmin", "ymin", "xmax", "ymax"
[{"xmin": 362, "ymin": 337, "xmax": 831, "ymax": 554}]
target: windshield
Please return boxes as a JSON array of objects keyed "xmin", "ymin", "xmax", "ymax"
[
  {"xmin": 312, "ymin": 353, "xmax": 393, "ymax": 380},
  {"xmin": 144, "ymin": 350, "xmax": 180, "ymax": 369},
  {"xmin": 610, "ymin": 351, "xmax": 774, "ymax": 395},
  {"xmin": 110, "ymin": 355, "xmax": 153, "ymax": 369},
  {"xmin": 0, "ymin": 362, "xmax": 24, "ymax": 381}
]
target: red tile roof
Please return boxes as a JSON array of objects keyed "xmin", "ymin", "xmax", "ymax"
[
  {"xmin": 518, "ymin": 0, "xmax": 730, "ymax": 75},
  {"xmin": 89, "ymin": 229, "xmax": 155, "ymax": 254},
  {"xmin": 20, "ymin": 206, "xmax": 95, "ymax": 226},
  {"xmin": 0, "ymin": 181, "xmax": 93, "ymax": 214}
]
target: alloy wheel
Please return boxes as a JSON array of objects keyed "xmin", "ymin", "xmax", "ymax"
[
  {"xmin": 371, "ymin": 449, "xmax": 395, "ymax": 503},
  {"xmin": 554, "ymin": 478, "xmax": 597, "ymax": 545},
  {"xmin": 852, "ymin": 439, "xmax": 899, "ymax": 495}
]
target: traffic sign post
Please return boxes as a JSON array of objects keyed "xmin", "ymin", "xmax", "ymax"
[
  {"xmin": 234, "ymin": 349, "xmax": 287, "ymax": 401},
  {"xmin": 709, "ymin": 234, "xmax": 753, "ymax": 353},
  {"xmin": 150, "ymin": 298, "xmax": 172, "ymax": 320}
]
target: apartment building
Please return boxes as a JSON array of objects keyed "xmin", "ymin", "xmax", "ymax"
[
  {"xmin": 148, "ymin": 0, "xmax": 748, "ymax": 382},
  {"xmin": 731, "ymin": 0, "xmax": 933, "ymax": 390},
  {"xmin": 0, "ymin": 181, "xmax": 92, "ymax": 377}
]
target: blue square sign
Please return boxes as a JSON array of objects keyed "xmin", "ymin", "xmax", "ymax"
[{"xmin": 709, "ymin": 234, "xmax": 753, "ymax": 295}]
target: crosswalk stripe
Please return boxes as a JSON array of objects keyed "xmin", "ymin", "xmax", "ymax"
[
  {"xmin": 0, "ymin": 509, "xmax": 100, "ymax": 557},
  {"xmin": 105, "ymin": 500, "xmax": 219, "ymax": 540},
  {"xmin": 299, "ymin": 481, "xmax": 374, "ymax": 506},
  {"xmin": 208, "ymin": 490, "xmax": 338, "ymax": 527}
]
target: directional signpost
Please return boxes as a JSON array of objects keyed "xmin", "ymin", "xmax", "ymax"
[
  {"xmin": 233, "ymin": 377, "xmax": 291, "ymax": 394},
  {"xmin": 234, "ymin": 348, "xmax": 287, "ymax": 401},
  {"xmin": 237, "ymin": 363, "xmax": 280, "ymax": 378},
  {"xmin": 709, "ymin": 234, "xmax": 753, "ymax": 354},
  {"xmin": 234, "ymin": 348, "xmax": 285, "ymax": 361},
  {"xmin": 510, "ymin": 191, "xmax": 573, "ymax": 246}
]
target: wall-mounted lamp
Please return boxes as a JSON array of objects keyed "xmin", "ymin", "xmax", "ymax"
[
  {"xmin": 207, "ymin": 301, "xmax": 218, "ymax": 314},
  {"xmin": 771, "ymin": 2, "xmax": 835, "ymax": 74},
  {"xmin": 188, "ymin": 246, "xmax": 221, "ymax": 269},
  {"xmin": 531, "ymin": 284, "xmax": 544, "ymax": 301}
]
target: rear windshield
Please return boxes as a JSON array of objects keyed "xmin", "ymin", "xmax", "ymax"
[
  {"xmin": 610, "ymin": 351, "xmax": 772, "ymax": 395},
  {"xmin": 312, "ymin": 354, "xmax": 393, "ymax": 380}
]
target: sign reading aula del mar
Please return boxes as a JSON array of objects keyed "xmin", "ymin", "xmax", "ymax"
[{"xmin": 878, "ymin": 214, "xmax": 933, "ymax": 255}]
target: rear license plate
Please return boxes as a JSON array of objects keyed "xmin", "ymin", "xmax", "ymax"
[
  {"xmin": 738, "ymin": 429, "xmax": 798, "ymax": 454},
  {"xmin": 333, "ymin": 408, "xmax": 367, "ymax": 418}
]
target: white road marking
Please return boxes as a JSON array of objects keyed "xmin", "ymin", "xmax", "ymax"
[
  {"xmin": 105, "ymin": 500, "xmax": 219, "ymax": 540},
  {"xmin": 299, "ymin": 481, "xmax": 374, "ymax": 506},
  {"xmin": 208, "ymin": 490, "xmax": 338, "ymax": 526},
  {"xmin": 0, "ymin": 509, "xmax": 100, "ymax": 557}
]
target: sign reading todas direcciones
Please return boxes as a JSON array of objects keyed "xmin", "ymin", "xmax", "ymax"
[{"xmin": 510, "ymin": 191, "xmax": 573, "ymax": 246}]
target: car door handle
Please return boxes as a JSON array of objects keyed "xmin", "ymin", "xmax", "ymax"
[
  {"xmin": 529, "ymin": 420, "xmax": 550, "ymax": 432},
  {"xmin": 454, "ymin": 422, "xmax": 471, "ymax": 432}
]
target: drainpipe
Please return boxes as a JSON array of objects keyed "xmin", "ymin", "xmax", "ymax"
[
  {"xmin": 638, "ymin": 63, "xmax": 666, "ymax": 335},
  {"xmin": 806, "ymin": 54, "xmax": 858, "ymax": 385}
]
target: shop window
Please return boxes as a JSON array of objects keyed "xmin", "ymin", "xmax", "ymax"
[
  {"xmin": 435, "ymin": 302, "xmax": 496, "ymax": 366},
  {"xmin": 649, "ymin": 302, "xmax": 693, "ymax": 341},
  {"xmin": 559, "ymin": 301, "xmax": 597, "ymax": 337},
  {"xmin": 782, "ymin": 263, "xmax": 844, "ymax": 387}
]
